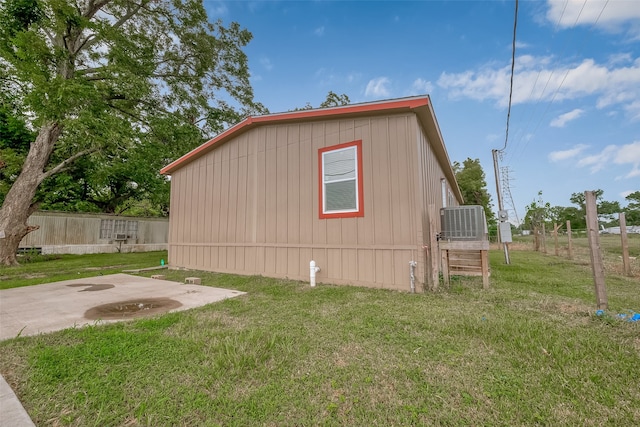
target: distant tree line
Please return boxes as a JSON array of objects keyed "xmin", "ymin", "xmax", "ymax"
[{"xmin": 523, "ymin": 190, "xmax": 640, "ymax": 231}]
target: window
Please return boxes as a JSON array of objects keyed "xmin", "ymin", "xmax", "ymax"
[
  {"xmin": 99, "ymin": 219, "xmax": 139, "ymax": 239},
  {"xmin": 127, "ymin": 220, "xmax": 139, "ymax": 239},
  {"xmin": 100, "ymin": 219, "xmax": 114, "ymax": 239},
  {"xmin": 318, "ymin": 140, "xmax": 364, "ymax": 219}
]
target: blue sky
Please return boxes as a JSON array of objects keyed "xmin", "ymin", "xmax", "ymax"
[{"xmin": 207, "ymin": 0, "xmax": 640, "ymax": 223}]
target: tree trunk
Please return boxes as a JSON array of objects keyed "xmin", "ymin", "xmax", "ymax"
[{"xmin": 0, "ymin": 123, "xmax": 61, "ymax": 265}]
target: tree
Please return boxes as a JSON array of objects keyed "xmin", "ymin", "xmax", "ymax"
[
  {"xmin": 0, "ymin": 102, "xmax": 34, "ymax": 205},
  {"xmin": 569, "ymin": 189, "xmax": 622, "ymax": 227},
  {"xmin": 569, "ymin": 190, "xmax": 603, "ymax": 212},
  {"xmin": 452, "ymin": 158, "xmax": 495, "ymax": 225},
  {"xmin": 292, "ymin": 91, "xmax": 350, "ymax": 111},
  {"xmin": 624, "ymin": 191, "xmax": 640, "ymax": 225},
  {"xmin": 523, "ymin": 191, "xmax": 552, "ymax": 250},
  {"xmin": 0, "ymin": 0, "xmax": 264, "ymax": 265},
  {"xmin": 319, "ymin": 91, "xmax": 350, "ymax": 108},
  {"xmin": 524, "ymin": 191, "xmax": 551, "ymax": 230}
]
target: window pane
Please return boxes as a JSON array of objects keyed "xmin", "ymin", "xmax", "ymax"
[
  {"xmin": 99, "ymin": 219, "xmax": 113, "ymax": 239},
  {"xmin": 127, "ymin": 221, "xmax": 139, "ymax": 239},
  {"xmin": 114, "ymin": 220, "xmax": 127, "ymax": 234},
  {"xmin": 325, "ymin": 180, "xmax": 357, "ymax": 211},
  {"xmin": 324, "ymin": 147, "xmax": 355, "ymax": 182}
]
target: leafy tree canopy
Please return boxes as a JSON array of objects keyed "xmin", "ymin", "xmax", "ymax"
[
  {"xmin": 623, "ymin": 191, "xmax": 640, "ymax": 225},
  {"xmin": 452, "ymin": 158, "xmax": 495, "ymax": 225},
  {"xmin": 523, "ymin": 189, "xmax": 640, "ymax": 230},
  {"xmin": 292, "ymin": 91, "xmax": 350, "ymax": 111},
  {"xmin": 0, "ymin": 0, "xmax": 265, "ymax": 264}
]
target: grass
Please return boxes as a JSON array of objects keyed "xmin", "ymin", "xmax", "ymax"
[
  {"xmin": 0, "ymin": 249, "xmax": 639, "ymax": 426},
  {"xmin": 0, "ymin": 251, "xmax": 167, "ymax": 290},
  {"xmin": 510, "ymin": 233, "xmax": 640, "ymax": 277}
]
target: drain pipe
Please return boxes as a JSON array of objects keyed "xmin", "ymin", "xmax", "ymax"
[
  {"xmin": 310, "ymin": 260, "xmax": 320, "ymax": 287},
  {"xmin": 409, "ymin": 261, "xmax": 417, "ymax": 293}
]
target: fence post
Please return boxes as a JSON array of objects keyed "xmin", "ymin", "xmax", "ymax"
[
  {"xmin": 620, "ymin": 213, "xmax": 631, "ymax": 276},
  {"xmin": 566, "ymin": 220, "xmax": 573, "ymax": 260},
  {"xmin": 585, "ymin": 191, "xmax": 607, "ymax": 310},
  {"xmin": 541, "ymin": 223, "xmax": 547, "ymax": 254},
  {"xmin": 553, "ymin": 223, "xmax": 562, "ymax": 256}
]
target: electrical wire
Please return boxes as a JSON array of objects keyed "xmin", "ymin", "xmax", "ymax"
[
  {"xmin": 498, "ymin": 0, "xmax": 519, "ymax": 153},
  {"xmin": 507, "ymin": 0, "xmax": 610, "ymax": 163}
]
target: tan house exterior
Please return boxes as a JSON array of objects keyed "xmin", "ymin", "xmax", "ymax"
[{"xmin": 161, "ymin": 95, "xmax": 462, "ymax": 291}]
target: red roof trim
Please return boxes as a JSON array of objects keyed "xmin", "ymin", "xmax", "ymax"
[{"xmin": 160, "ymin": 96, "xmax": 430, "ymax": 175}]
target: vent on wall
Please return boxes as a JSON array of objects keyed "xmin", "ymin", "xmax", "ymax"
[{"xmin": 440, "ymin": 206, "xmax": 488, "ymax": 241}]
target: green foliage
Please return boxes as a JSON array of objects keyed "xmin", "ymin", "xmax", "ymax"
[
  {"xmin": 0, "ymin": 103, "xmax": 34, "ymax": 204},
  {"xmin": 524, "ymin": 191, "xmax": 551, "ymax": 230},
  {"xmin": 319, "ymin": 91, "xmax": 350, "ymax": 108},
  {"xmin": 292, "ymin": 91, "xmax": 350, "ymax": 111},
  {"xmin": 0, "ymin": 0, "xmax": 265, "ymax": 217},
  {"xmin": 525, "ymin": 188, "xmax": 640, "ymax": 230},
  {"xmin": 453, "ymin": 158, "xmax": 495, "ymax": 224},
  {"xmin": 624, "ymin": 191, "xmax": 640, "ymax": 225}
]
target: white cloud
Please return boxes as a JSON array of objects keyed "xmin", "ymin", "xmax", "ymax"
[
  {"xmin": 437, "ymin": 56, "xmax": 640, "ymax": 119},
  {"xmin": 548, "ymin": 0, "xmax": 640, "ymax": 24},
  {"xmin": 546, "ymin": 0, "xmax": 640, "ymax": 37},
  {"xmin": 577, "ymin": 145, "xmax": 618, "ymax": 173},
  {"xmin": 608, "ymin": 53, "xmax": 633, "ymax": 65},
  {"xmin": 550, "ymin": 108, "xmax": 584, "ymax": 127},
  {"xmin": 314, "ymin": 26, "xmax": 325, "ymax": 36},
  {"xmin": 614, "ymin": 141, "xmax": 640, "ymax": 175},
  {"xmin": 409, "ymin": 78, "xmax": 434, "ymax": 95},
  {"xmin": 625, "ymin": 165, "xmax": 640, "ymax": 179},
  {"xmin": 575, "ymin": 141, "xmax": 640, "ymax": 176},
  {"xmin": 548, "ymin": 144, "xmax": 588, "ymax": 162},
  {"xmin": 259, "ymin": 57, "xmax": 273, "ymax": 71},
  {"xmin": 365, "ymin": 77, "xmax": 391, "ymax": 98}
]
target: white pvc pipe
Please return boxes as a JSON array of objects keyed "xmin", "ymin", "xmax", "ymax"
[
  {"xmin": 409, "ymin": 261, "xmax": 417, "ymax": 293},
  {"xmin": 310, "ymin": 260, "xmax": 320, "ymax": 287}
]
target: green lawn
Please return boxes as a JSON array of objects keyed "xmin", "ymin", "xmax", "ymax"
[
  {"xmin": 0, "ymin": 250, "xmax": 639, "ymax": 426},
  {"xmin": 0, "ymin": 251, "xmax": 168, "ymax": 290}
]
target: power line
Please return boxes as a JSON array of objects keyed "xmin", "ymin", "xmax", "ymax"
[
  {"xmin": 492, "ymin": 0, "xmax": 519, "ymax": 265},
  {"xmin": 499, "ymin": 0, "xmax": 519, "ymax": 153},
  {"xmin": 507, "ymin": 0, "xmax": 610, "ymax": 163}
]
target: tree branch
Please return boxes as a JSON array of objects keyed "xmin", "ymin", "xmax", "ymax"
[
  {"xmin": 111, "ymin": 0, "xmax": 150, "ymax": 32},
  {"xmin": 41, "ymin": 148, "xmax": 98, "ymax": 181},
  {"xmin": 76, "ymin": 65, "xmax": 108, "ymax": 76},
  {"xmin": 82, "ymin": 0, "xmax": 113, "ymax": 19}
]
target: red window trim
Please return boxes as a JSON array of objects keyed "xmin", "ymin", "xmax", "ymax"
[{"xmin": 318, "ymin": 140, "xmax": 364, "ymax": 219}]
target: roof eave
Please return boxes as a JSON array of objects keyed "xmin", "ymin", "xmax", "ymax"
[{"xmin": 160, "ymin": 96, "xmax": 431, "ymax": 175}]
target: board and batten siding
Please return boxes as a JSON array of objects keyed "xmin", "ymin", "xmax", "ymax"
[
  {"xmin": 168, "ymin": 113, "xmax": 454, "ymax": 291},
  {"xmin": 416, "ymin": 121, "xmax": 459, "ymax": 286}
]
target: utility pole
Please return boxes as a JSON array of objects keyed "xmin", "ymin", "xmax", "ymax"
[{"xmin": 492, "ymin": 149, "xmax": 511, "ymax": 264}]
